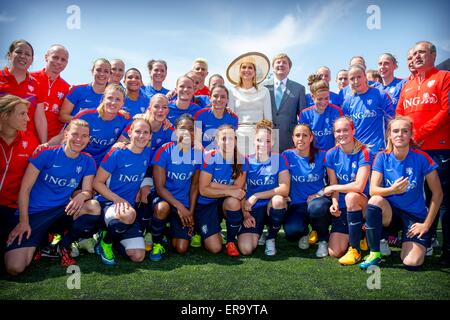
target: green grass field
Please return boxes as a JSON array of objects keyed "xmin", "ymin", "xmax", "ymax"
[{"xmin": 1, "ymin": 232, "xmax": 449, "ymax": 300}]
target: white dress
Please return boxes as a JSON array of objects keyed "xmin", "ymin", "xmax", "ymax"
[{"xmin": 228, "ymin": 86, "xmax": 272, "ymax": 156}]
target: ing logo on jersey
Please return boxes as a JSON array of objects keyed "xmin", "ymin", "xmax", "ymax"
[
  {"xmin": 22, "ymin": 141, "xmax": 28, "ymax": 149},
  {"xmin": 76, "ymin": 166, "xmax": 82, "ymax": 174}
]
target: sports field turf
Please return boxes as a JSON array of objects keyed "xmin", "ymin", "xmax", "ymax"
[{"xmin": 1, "ymin": 232, "xmax": 449, "ymax": 300}]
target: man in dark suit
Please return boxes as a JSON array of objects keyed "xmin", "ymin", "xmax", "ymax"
[{"xmin": 266, "ymin": 53, "xmax": 306, "ymax": 152}]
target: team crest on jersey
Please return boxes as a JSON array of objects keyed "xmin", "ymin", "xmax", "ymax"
[
  {"xmin": 156, "ymin": 138, "xmax": 162, "ymax": 144},
  {"xmin": 202, "ymin": 224, "xmax": 208, "ymax": 235},
  {"xmin": 325, "ymin": 118, "xmax": 329, "ymax": 124},
  {"xmin": 427, "ymin": 80, "xmax": 436, "ymax": 88},
  {"xmin": 389, "ymin": 87, "xmax": 395, "ymax": 94},
  {"xmin": 114, "ymin": 127, "xmax": 120, "ymax": 135},
  {"xmin": 144, "ymin": 160, "xmax": 148, "ymax": 167},
  {"xmin": 352, "ymin": 161, "xmax": 357, "ymax": 169},
  {"xmin": 28, "ymin": 85, "xmax": 34, "ymax": 92},
  {"xmin": 140, "ymin": 107, "xmax": 145, "ymax": 113},
  {"xmin": 52, "ymin": 104, "xmax": 59, "ymax": 114},
  {"xmin": 22, "ymin": 140, "xmax": 28, "ymax": 149},
  {"xmin": 406, "ymin": 167, "xmax": 413, "ymax": 176},
  {"xmin": 68, "ymin": 178, "xmax": 78, "ymax": 188},
  {"xmin": 76, "ymin": 166, "xmax": 82, "ymax": 174},
  {"xmin": 309, "ymin": 162, "xmax": 315, "ymax": 169},
  {"xmin": 367, "ymin": 99, "xmax": 372, "ymax": 106},
  {"xmin": 57, "ymin": 91, "xmax": 65, "ymax": 100}
]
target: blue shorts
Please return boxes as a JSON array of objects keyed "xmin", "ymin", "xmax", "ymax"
[
  {"xmin": 330, "ymin": 208, "xmax": 348, "ymax": 234},
  {"xmin": 391, "ymin": 205, "xmax": 432, "ymax": 248},
  {"xmin": 238, "ymin": 205, "xmax": 267, "ymax": 236},
  {"xmin": 151, "ymin": 195, "xmax": 192, "ymax": 241},
  {"xmin": 195, "ymin": 200, "xmax": 223, "ymax": 239},
  {"xmin": 6, "ymin": 205, "xmax": 67, "ymax": 251}
]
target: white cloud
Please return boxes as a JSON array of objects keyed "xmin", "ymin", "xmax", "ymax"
[
  {"xmin": 215, "ymin": 0, "xmax": 357, "ymax": 58},
  {"xmin": 0, "ymin": 11, "xmax": 16, "ymax": 23}
]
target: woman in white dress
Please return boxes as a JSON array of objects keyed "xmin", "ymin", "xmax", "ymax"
[{"xmin": 226, "ymin": 52, "xmax": 271, "ymax": 156}]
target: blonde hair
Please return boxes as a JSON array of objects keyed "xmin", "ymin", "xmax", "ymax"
[
  {"xmin": 0, "ymin": 94, "xmax": 30, "ymax": 117},
  {"xmin": 91, "ymin": 58, "xmax": 111, "ymax": 72},
  {"xmin": 66, "ymin": 119, "xmax": 90, "ymax": 132},
  {"xmin": 385, "ymin": 116, "xmax": 418, "ymax": 153},
  {"xmin": 129, "ymin": 114, "xmax": 152, "ymax": 133},
  {"xmin": 307, "ymin": 74, "xmax": 329, "ymax": 97},
  {"xmin": 256, "ymin": 119, "xmax": 273, "ymax": 133},
  {"xmin": 193, "ymin": 58, "xmax": 208, "ymax": 69},
  {"xmin": 238, "ymin": 60, "xmax": 257, "ymax": 89},
  {"xmin": 97, "ymin": 83, "xmax": 126, "ymax": 118},
  {"xmin": 144, "ymin": 94, "xmax": 169, "ymax": 122},
  {"xmin": 333, "ymin": 116, "xmax": 368, "ymax": 154},
  {"xmin": 272, "ymin": 53, "xmax": 292, "ymax": 68}
]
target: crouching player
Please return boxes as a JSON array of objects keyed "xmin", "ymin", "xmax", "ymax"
[
  {"xmin": 361, "ymin": 117, "xmax": 442, "ymax": 270},
  {"xmin": 5, "ymin": 119, "xmax": 100, "ymax": 275},
  {"xmin": 197, "ymin": 125, "xmax": 246, "ymax": 256},
  {"xmin": 282, "ymin": 124, "xmax": 331, "ymax": 258},
  {"xmin": 240, "ymin": 120, "xmax": 289, "ymax": 256},
  {"xmin": 149, "ymin": 114, "xmax": 202, "ymax": 261},
  {"xmin": 93, "ymin": 117, "xmax": 152, "ymax": 265}
]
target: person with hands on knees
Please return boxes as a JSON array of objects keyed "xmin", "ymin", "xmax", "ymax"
[
  {"xmin": 324, "ymin": 116, "xmax": 373, "ymax": 266},
  {"xmin": 196, "ymin": 125, "xmax": 246, "ymax": 256},
  {"xmin": 4, "ymin": 119, "xmax": 100, "ymax": 275},
  {"xmin": 240, "ymin": 120, "xmax": 289, "ymax": 256},
  {"xmin": 93, "ymin": 117, "xmax": 152, "ymax": 265},
  {"xmin": 149, "ymin": 114, "xmax": 202, "ymax": 260},
  {"xmin": 361, "ymin": 116, "xmax": 442, "ymax": 270},
  {"xmin": 282, "ymin": 124, "xmax": 331, "ymax": 258}
]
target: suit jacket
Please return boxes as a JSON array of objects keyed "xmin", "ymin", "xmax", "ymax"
[{"xmin": 266, "ymin": 78, "xmax": 306, "ymax": 152}]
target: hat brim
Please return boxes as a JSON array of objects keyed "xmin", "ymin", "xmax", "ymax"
[{"xmin": 226, "ymin": 52, "xmax": 270, "ymax": 86}]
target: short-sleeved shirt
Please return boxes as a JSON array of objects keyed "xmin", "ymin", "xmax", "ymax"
[
  {"xmin": 342, "ymin": 87, "xmax": 394, "ymax": 152},
  {"xmin": 246, "ymin": 153, "xmax": 288, "ymax": 208},
  {"xmin": 28, "ymin": 145, "xmax": 96, "ymax": 213},
  {"xmin": 194, "ymin": 108, "xmax": 239, "ymax": 150},
  {"xmin": 372, "ymin": 148, "xmax": 438, "ymax": 219},
  {"xmin": 66, "ymin": 83, "xmax": 104, "ymax": 116},
  {"xmin": 73, "ymin": 110, "xmax": 131, "ymax": 166},
  {"xmin": 283, "ymin": 149, "xmax": 327, "ymax": 204},
  {"xmin": 141, "ymin": 85, "xmax": 169, "ymax": 99},
  {"xmin": 152, "ymin": 142, "xmax": 202, "ymax": 208},
  {"xmin": 299, "ymin": 104, "xmax": 343, "ymax": 151},
  {"xmin": 325, "ymin": 145, "xmax": 372, "ymax": 208},
  {"xmin": 167, "ymin": 102, "xmax": 201, "ymax": 125},
  {"xmin": 123, "ymin": 93, "xmax": 150, "ymax": 116},
  {"xmin": 197, "ymin": 150, "xmax": 237, "ymax": 205},
  {"xmin": 379, "ymin": 77, "xmax": 406, "ymax": 110},
  {"xmin": 96, "ymin": 147, "xmax": 151, "ymax": 206}
]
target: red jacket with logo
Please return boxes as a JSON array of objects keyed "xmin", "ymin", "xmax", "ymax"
[{"xmin": 397, "ymin": 67, "xmax": 450, "ymax": 150}]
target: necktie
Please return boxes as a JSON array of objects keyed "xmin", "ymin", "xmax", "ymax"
[{"xmin": 275, "ymin": 82, "xmax": 283, "ymax": 110}]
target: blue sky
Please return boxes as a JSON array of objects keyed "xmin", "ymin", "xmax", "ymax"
[{"xmin": 1, "ymin": 0, "xmax": 449, "ymax": 92}]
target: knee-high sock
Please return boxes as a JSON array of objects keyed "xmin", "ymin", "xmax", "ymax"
[
  {"xmin": 365, "ymin": 204, "xmax": 382, "ymax": 252},
  {"xmin": 308, "ymin": 198, "xmax": 331, "ymax": 242},
  {"xmin": 283, "ymin": 205, "xmax": 308, "ymax": 241},
  {"xmin": 136, "ymin": 202, "xmax": 151, "ymax": 233},
  {"xmin": 104, "ymin": 219, "xmax": 131, "ymax": 244},
  {"xmin": 151, "ymin": 216, "xmax": 166, "ymax": 244},
  {"xmin": 226, "ymin": 210, "xmax": 243, "ymax": 243},
  {"xmin": 347, "ymin": 210, "xmax": 363, "ymax": 252},
  {"xmin": 60, "ymin": 214, "xmax": 100, "ymax": 248},
  {"xmin": 267, "ymin": 208, "xmax": 286, "ymax": 240}
]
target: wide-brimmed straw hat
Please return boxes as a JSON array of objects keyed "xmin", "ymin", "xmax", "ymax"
[{"xmin": 226, "ymin": 51, "xmax": 270, "ymax": 86}]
